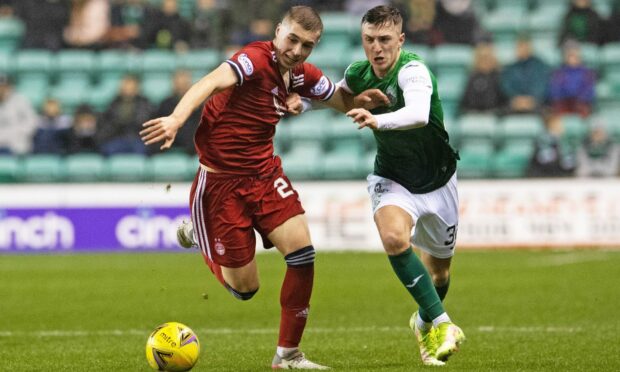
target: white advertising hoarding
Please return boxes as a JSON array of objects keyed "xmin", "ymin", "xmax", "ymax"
[{"xmin": 1, "ymin": 179, "xmax": 619, "ymax": 252}]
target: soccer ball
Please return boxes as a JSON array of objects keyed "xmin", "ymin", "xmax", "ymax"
[{"xmin": 145, "ymin": 322, "xmax": 200, "ymax": 371}]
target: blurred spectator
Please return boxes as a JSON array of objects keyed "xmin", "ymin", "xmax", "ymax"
[
  {"xmin": 345, "ymin": 0, "xmax": 389, "ymax": 17},
  {"xmin": 99, "ymin": 75, "xmax": 152, "ymax": 156},
  {"xmin": 14, "ymin": 0, "xmax": 70, "ymax": 51},
  {"xmin": 32, "ymin": 98, "xmax": 72, "ymax": 154},
  {"xmin": 431, "ymin": 0, "xmax": 486, "ymax": 45},
  {"xmin": 458, "ymin": 42, "xmax": 506, "ymax": 115},
  {"xmin": 63, "ymin": 0, "xmax": 110, "ymax": 49},
  {"xmin": 576, "ymin": 122, "xmax": 620, "ymax": 177},
  {"xmin": 106, "ymin": 0, "xmax": 151, "ymax": 49},
  {"xmin": 604, "ymin": 0, "xmax": 620, "ymax": 43},
  {"xmin": 559, "ymin": 0, "xmax": 604, "ymax": 45},
  {"xmin": 66, "ymin": 104, "xmax": 101, "ymax": 153},
  {"xmin": 0, "ymin": 74, "xmax": 37, "ymax": 155},
  {"xmin": 500, "ymin": 34, "xmax": 550, "ymax": 115},
  {"xmin": 152, "ymin": 70, "xmax": 198, "ymax": 155},
  {"xmin": 401, "ymin": 0, "xmax": 436, "ymax": 45},
  {"xmin": 0, "ymin": 0, "xmax": 14, "ymax": 17},
  {"xmin": 526, "ymin": 112, "xmax": 576, "ymax": 178},
  {"xmin": 142, "ymin": 0, "xmax": 191, "ymax": 51},
  {"xmin": 549, "ymin": 40, "xmax": 596, "ymax": 118},
  {"xmin": 228, "ymin": 0, "xmax": 281, "ymax": 46},
  {"xmin": 190, "ymin": 0, "xmax": 229, "ymax": 50},
  {"xmin": 231, "ymin": 18, "xmax": 274, "ymax": 46}
]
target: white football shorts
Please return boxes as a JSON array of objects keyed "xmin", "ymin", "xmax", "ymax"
[{"xmin": 367, "ymin": 173, "xmax": 459, "ymax": 259}]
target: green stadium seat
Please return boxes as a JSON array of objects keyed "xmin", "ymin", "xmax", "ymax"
[
  {"xmin": 280, "ymin": 140, "xmax": 323, "ymax": 180},
  {"xmin": 497, "ymin": 114, "xmax": 545, "ymax": 145},
  {"xmin": 594, "ymin": 108, "xmax": 620, "ymax": 142},
  {"xmin": 324, "ymin": 114, "xmax": 359, "ymax": 142},
  {"xmin": 0, "ymin": 17, "xmax": 24, "ymax": 52},
  {"xmin": 532, "ymin": 37, "xmax": 562, "ymax": 67},
  {"xmin": 176, "ymin": 49, "xmax": 221, "ymax": 75},
  {"xmin": 436, "ymin": 69, "xmax": 467, "ymax": 102},
  {"xmin": 457, "ymin": 113, "xmax": 497, "ymax": 142},
  {"xmin": 18, "ymin": 155, "xmax": 65, "ymax": 182},
  {"xmin": 491, "ymin": 140, "xmax": 533, "ymax": 178},
  {"xmin": 560, "ymin": 114, "xmax": 588, "ymax": 149},
  {"xmin": 0, "ymin": 155, "xmax": 19, "ymax": 182},
  {"xmin": 55, "ymin": 50, "xmax": 95, "ymax": 81},
  {"xmin": 142, "ymin": 49, "xmax": 177, "ymax": 77},
  {"xmin": 432, "ymin": 44, "xmax": 473, "ymax": 72},
  {"xmin": 456, "ymin": 139, "xmax": 494, "ymax": 179},
  {"xmin": 482, "ymin": 7, "xmax": 525, "ymax": 43},
  {"xmin": 605, "ymin": 68, "xmax": 620, "ymax": 96},
  {"xmin": 97, "ymin": 50, "xmax": 142, "ymax": 80},
  {"xmin": 286, "ymin": 110, "xmax": 329, "ymax": 142},
  {"xmin": 320, "ymin": 11, "xmax": 356, "ymax": 39},
  {"xmin": 527, "ymin": 3, "xmax": 564, "ymax": 35},
  {"xmin": 322, "ymin": 139, "xmax": 364, "ymax": 179},
  {"xmin": 15, "ymin": 50, "xmax": 52, "ymax": 75},
  {"xmin": 602, "ymin": 42, "xmax": 620, "ymax": 70},
  {"xmin": 149, "ymin": 153, "xmax": 192, "ymax": 182},
  {"xmin": 141, "ymin": 75, "xmax": 172, "ymax": 105},
  {"xmin": 0, "ymin": 51, "xmax": 11, "ymax": 74},
  {"xmin": 49, "ymin": 82, "xmax": 90, "ymax": 114},
  {"xmin": 580, "ymin": 43, "xmax": 601, "ymax": 70},
  {"xmin": 106, "ymin": 154, "xmax": 148, "ymax": 182},
  {"xmin": 307, "ymin": 42, "xmax": 350, "ymax": 70},
  {"xmin": 65, "ymin": 153, "xmax": 106, "ymax": 182},
  {"xmin": 88, "ymin": 79, "xmax": 119, "ymax": 112},
  {"xmin": 15, "ymin": 78, "xmax": 48, "ymax": 109}
]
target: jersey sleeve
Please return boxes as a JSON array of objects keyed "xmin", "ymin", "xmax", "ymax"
[
  {"xmin": 397, "ymin": 61, "xmax": 433, "ymax": 96},
  {"xmin": 225, "ymin": 45, "xmax": 268, "ymax": 86},
  {"xmin": 293, "ymin": 63, "xmax": 336, "ymax": 101}
]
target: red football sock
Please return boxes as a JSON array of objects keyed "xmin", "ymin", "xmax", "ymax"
[{"xmin": 278, "ymin": 264, "xmax": 314, "ymax": 347}]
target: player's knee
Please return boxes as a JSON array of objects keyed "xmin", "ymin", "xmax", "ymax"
[
  {"xmin": 284, "ymin": 245, "xmax": 315, "ymax": 267},
  {"xmin": 430, "ymin": 270, "xmax": 450, "ymax": 287},
  {"xmin": 381, "ymin": 232, "xmax": 410, "ymax": 255},
  {"xmin": 226, "ymin": 285, "xmax": 259, "ymax": 301}
]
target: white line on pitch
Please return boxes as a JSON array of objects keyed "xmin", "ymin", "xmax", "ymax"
[{"xmin": 0, "ymin": 325, "xmax": 583, "ymax": 338}]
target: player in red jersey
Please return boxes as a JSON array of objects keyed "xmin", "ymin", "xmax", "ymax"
[{"xmin": 140, "ymin": 6, "xmax": 386, "ymax": 370}]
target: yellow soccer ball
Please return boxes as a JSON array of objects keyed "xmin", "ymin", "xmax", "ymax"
[{"xmin": 145, "ymin": 322, "xmax": 200, "ymax": 371}]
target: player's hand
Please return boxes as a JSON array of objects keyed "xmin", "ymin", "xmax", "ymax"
[
  {"xmin": 353, "ymin": 89, "xmax": 389, "ymax": 110},
  {"xmin": 286, "ymin": 93, "xmax": 303, "ymax": 115},
  {"xmin": 346, "ymin": 108, "xmax": 378, "ymax": 130},
  {"xmin": 140, "ymin": 116, "xmax": 182, "ymax": 150}
]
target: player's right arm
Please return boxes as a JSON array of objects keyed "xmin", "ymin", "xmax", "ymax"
[{"xmin": 140, "ymin": 63, "xmax": 238, "ymax": 150}]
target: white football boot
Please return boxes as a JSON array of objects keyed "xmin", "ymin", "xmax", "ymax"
[
  {"xmin": 177, "ymin": 220, "xmax": 197, "ymax": 249},
  {"xmin": 271, "ymin": 350, "xmax": 330, "ymax": 370}
]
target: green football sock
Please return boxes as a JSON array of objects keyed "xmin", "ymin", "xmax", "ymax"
[
  {"xmin": 388, "ymin": 247, "xmax": 444, "ymax": 321},
  {"xmin": 419, "ymin": 277, "xmax": 450, "ymax": 323}
]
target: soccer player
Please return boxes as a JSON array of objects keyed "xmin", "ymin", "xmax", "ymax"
[
  {"xmin": 340, "ymin": 5, "xmax": 466, "ymax": 366},
  {"xmin": 140, "ymin": 6, "xmax": 383, "ymax": 370}
]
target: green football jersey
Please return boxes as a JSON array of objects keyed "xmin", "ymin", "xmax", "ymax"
[{"xmin": 344, "ymin": 50, "xmax": 458, "ymax": 194}]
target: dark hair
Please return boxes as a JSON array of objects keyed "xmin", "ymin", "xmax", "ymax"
[
  {"xmin": 361, "ymin": 5, "xmax": 403, "ymax": 29},
  {"xmin": 283, "ymin": 5, "xmax": 323, "ymax": 33}
]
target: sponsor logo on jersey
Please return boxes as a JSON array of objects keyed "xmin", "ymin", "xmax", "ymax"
[
  {"xmin": 214, "ymin": 238, "xmax": 225, "ymax": 255},
  {"xmin": 237, "ymin": 53, "xmax": 254, "ymax": 76},
  {"xmin": 386, "ymin": 85, "xmax": 397, "ymax": 106},
  {"xmin": 310, "ymin": 75, "xmax": 329, "ymax": 96}
]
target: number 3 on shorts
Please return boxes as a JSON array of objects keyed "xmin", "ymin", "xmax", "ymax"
[{"xmin": 274, "ymin": 177, "xmax": 294, "ymax": 199}]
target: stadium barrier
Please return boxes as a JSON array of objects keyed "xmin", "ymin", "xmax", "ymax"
[{"xmin": 1, "ymin": 179, "xmax": 619, "ymax": 252}]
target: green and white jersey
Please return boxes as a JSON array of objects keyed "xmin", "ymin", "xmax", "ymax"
[{"xmin": 343, "ymin": 50, "xmax": 458, "ymax": 194}]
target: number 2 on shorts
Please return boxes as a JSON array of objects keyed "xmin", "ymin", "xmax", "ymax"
[{"xmin": 274, "ymin": 177, "xmax": 294, "ymax": 199}]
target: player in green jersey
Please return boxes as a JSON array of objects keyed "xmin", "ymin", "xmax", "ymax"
[{"xmin": 341, "ymin": 5, "xmax": 465, "ymax": 366}]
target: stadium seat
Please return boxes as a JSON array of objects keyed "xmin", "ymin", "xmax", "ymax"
[
  {"xmin": 97, "ymin": 50, "xmax": 142, "ymax": 80},
  {"xmin": 0, "ymin": 155, "xmax": 18, "ymax": 182},
  {"xmin": 15, "ymin": 78, "xmax": 48, "ymax": 110},
  {"xmin": 497, "ymin": 114, "xmax": 545, "ymax": 145},
  {"xmin": 482, "ymin": 6, "xmax": 526, "ymax": 43},
  {"xmin": 457, "ymin": 113, "xmax": 497, "ymax": 142},
  {"xmin": 149, "ymin": 153, "xmax": 192, "ymax": 182},
  {"xmin": 456, "ymin": 139, "xmax": 494, "ymax": 178},
  {"xmin": 491, "ymin": 140, "xmax": 533, "ymax": 178},
  {"xmin": 602, "ymin": 42, "xmax": 620, "ymax": 70},
  {"xmin": 55, "ymin": 50, "xmax": 95, "ymax": 81},
  {"xmin": 307, "ymin": 42, "xmax": 350, "ymax": 71},
  {"xmin": 432, "ymin": 44, "xmax": 473, "ymax": 72},
  {"xmin": 65, "ymin": 153, "xmax": 106, "ymax": 182},
  {"xmin": 280, "ymin": 140, "xmax": 323, "ymax": 180},
  {"xmin": 0, "ymin": 51, "xmax": 11, "ymax": 74},
  {"xmin": 88, "ymin": 79, "xmax": 120, "ymax": 112},
  {"xmin": 286, "ymin": 110, "xmax": 329, "ymax": 142},
  {"xmin": 50, "ymin": 81, "xmax": 90, "ymax": 113},
  {"xmin": 320, "ymin": 11, "xmax": 356, "ymax": 40},
  {"xmin": 176, "ymin": 49, "xmax": 221, "ymax": 75},
  {"xmin": 15, "ymin": 49, "xmax": 52, "ymax": 75},
  {"xmin": 0, "ymin": 17, "xmax": 24, "ymax": 52},
  {"xmin": 18, "ymin": 154, "xmax": 65, "ymax": 183},
  {"xmin": 322, "ymin": 139, "xmax": 364, "ymax": 179},
  {"xmin": 579, "ymin": 43, "xmax": 601, "ymax": 70},
  {"xmin": 595, "ymin": 108, "xmax": 620, "ymax": 142},
  {"xmin": 435, "ymin": 69, "xmax": 467, "ymax": 103},
  {"xmin": 324, "ymin": 114, "xmax": 359, "ymax": 143},
  {"xmin": 141, "ymin": 49, "xmax": 177, "ymax": 77},
  {"xmin": 141, "ymin": 74, "xmax": 173, "ymax": 105},
  {"xmin": 560, "ymin": 114, "xmax": 588, "ymax": 149},
  {"xmin": 527, "ymin": 2, "xmax": 564, "ymax": 35},
  {"xmin": 106, "ymin": 154, "xmax": 148, "ymax": 182}
]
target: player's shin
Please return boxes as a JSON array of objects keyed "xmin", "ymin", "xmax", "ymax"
[
  {"xmin": 388, "ymin": 247, "xmax": 446, "ymax": 321},
  {"xmin": 419, "ymin": 277, "xmax": 450, "ymax": 323},
  {"xmin": 278, "ymin": 246, "xmax": 315, "ymax": 348}
]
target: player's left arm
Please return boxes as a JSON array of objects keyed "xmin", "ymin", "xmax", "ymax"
[{"xmin": 347, "ymin": 61, "xmax": 432, "ymax": 130}]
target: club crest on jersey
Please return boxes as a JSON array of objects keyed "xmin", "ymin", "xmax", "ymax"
[
  {"xmin": 237, "ymin": 53, "xmax": 254, "ymax": 76},
  {"xmin": 214, "ymin": 238, "xmax": 225, "ymax": 255},
  {"xmin": 310, "ymin": 76, "xmax": 329, "ymax": 96},
  {"xmin": 386, "ymin": 85, "xmax": 397, "ymax": 106}
]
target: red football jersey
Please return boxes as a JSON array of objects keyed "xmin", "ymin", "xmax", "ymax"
[{"xmin": 195, "ymin": 41, "xmax": 335, "ymax": 175}]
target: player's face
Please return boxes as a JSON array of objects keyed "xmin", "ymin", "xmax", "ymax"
[
  {"xmin": 361, "ymin": 22, "xmax": 404, "ymax": 78},
  {"xmin": 274, "ymin": 20, "xmax": 321, "ymax": 71}
]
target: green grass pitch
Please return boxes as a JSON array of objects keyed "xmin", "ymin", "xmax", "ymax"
[{"xmin": 1, "ymin": 249, "xmax": 619, "ymax": 371}]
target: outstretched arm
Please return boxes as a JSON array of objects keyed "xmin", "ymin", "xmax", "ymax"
[{"xmin": 140, "ymin": 63, "xmax": 238, "ymax": 150}]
